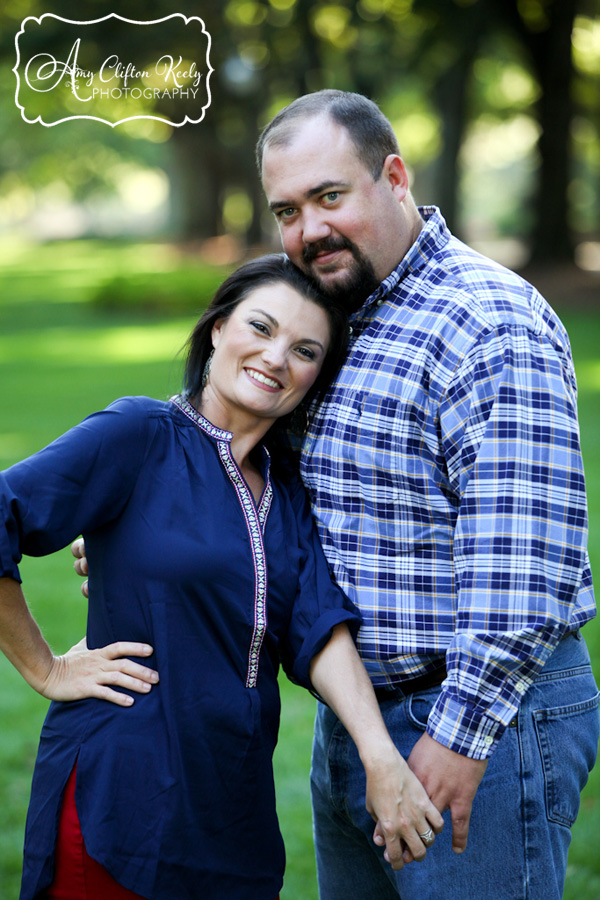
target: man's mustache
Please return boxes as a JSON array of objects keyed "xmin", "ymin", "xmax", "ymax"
[{"xmin": 302, "ymin": 237, "xmax": 355, "ymax": 265}]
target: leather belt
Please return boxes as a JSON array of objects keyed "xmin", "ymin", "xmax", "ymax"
[{"xmin": 374, "ymin": 664, "xmax": 447, "ymax": 702}]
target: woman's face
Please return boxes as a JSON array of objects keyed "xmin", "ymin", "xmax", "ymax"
[{"xmin": 207, "ymin": 282, "xmax": 331, "ymax": 425}]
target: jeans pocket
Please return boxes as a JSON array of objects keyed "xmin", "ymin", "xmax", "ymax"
[
  {"xmin": 406, "ymin": 689, "xmax": 438, "ymax": 731},
  {"xmin": 533, "ymin": 690, "xmax": 600, "ymax": 827}
]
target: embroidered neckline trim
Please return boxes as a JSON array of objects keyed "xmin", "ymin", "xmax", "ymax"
[{"xmin": 170, "ymin": 394, "xmax": 233, "ymax": 442}]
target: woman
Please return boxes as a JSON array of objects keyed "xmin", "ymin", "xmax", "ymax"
[{"xmin": 0, "ymin": 256, "xmax": 442, "ymax": 900}]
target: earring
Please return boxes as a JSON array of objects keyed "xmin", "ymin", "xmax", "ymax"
[{"xmin": 201, "ymin": 349, "xmax": 214, "ymax": 389}]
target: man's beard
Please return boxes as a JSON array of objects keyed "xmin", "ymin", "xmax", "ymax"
[{"xmin": 302, "ymin": 237, "xmax": 380, "ymax": 313}]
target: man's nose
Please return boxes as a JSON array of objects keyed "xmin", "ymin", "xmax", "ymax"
[{"xmin": 301, "ymin": 208, "xmax": 331, "ymax": 244}]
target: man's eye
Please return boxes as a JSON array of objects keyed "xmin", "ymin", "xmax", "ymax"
[
  {"xmin": 277, "ymin": 208, "xmax": 296, "ymax": 219},
  {"xmin": 323, "ymin": 192, "xmax": 339, "ymax": 203}
]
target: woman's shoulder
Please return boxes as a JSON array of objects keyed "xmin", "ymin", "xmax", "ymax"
[
  {"xmin": 74, "ymin": 396, "xmax": 178, "ymax": 451},
  {"xmin": 104, "ymin": 395, "xmax": 174, "ymax": 417}
]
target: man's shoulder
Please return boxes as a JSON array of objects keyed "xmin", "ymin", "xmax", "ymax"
[
  {"xmin": 392, "ymin": 235, "xmax": 573, "ymax": 372},
  {"xmin": 426, "ymin": 236, "xmax": 561, "ymax": 335}
]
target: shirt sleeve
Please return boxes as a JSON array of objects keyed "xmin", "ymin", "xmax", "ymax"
[
  {"xmin": 428, "ymin": 324, "xmax": 592, "ymax": 759},
  {"xmin": 277, "ymin": 471, "xmax": 362, "ymax": 692},
  {"xmin": 0, "ymin": 397, "xmax": 157, "ymax": 582}
]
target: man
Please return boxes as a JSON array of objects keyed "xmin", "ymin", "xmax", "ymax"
[{"xmin": 255, "ymin": 90, "xmax": 599, "ymax": 899}]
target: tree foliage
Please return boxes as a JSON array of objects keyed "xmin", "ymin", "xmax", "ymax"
[{"xmin": 0, "ymin": 0, "xmax": 598, "ymax": 262}]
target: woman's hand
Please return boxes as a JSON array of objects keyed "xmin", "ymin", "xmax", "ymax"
[
  {"xmin": 366, "ymin": 744, "xmax": 444, "ymax": 867},
  {"xmin": 0, "ymin": 577, "xmax": 158, "ymax": 707},
  {"xmin": 39, "ymin": 637, "xmax": 159, "ymax": 706}
]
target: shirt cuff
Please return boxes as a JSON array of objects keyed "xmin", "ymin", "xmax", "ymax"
[{"xmin": 426, "ymin": 689, "xmax": 514, "ymax": 759}]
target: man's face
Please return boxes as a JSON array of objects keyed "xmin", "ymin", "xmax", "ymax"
[{"xmin": 261, "ymin": 116, "xmax": 408, "ymax": 311}]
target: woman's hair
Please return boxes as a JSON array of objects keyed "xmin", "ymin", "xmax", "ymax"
[{"xmin": 182, "ymin": 254, "xmax": 348, "ymax": 421}]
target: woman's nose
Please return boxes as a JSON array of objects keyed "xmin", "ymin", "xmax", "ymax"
[{"xmin": 261, "ymin": 340, "xmax": 287, "ymax": 370}]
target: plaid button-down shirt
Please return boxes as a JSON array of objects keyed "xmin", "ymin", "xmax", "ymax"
[{"xmin": 300, "ymin": 207, "xmax": 596, "ymax": 759}]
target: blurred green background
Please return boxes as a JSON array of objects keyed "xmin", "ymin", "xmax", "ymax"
[{"xmin": 1, "ymin": 0, "xmax": 599, "ymax": 897}]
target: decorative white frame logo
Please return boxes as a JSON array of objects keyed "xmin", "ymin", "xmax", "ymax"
[{"xmin": 13, "ymin": 13, "xmax": 214, "ymax": 127}]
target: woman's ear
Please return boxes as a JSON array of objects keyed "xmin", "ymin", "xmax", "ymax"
[{"xmin": 211, "ymin": 318, "xmax": 225, "ymax": 348}]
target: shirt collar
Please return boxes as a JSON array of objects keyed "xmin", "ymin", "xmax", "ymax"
[
  {"xmin": 170, "ymin": 394, "xmax": 272, "ymax": 476},
  {"xmin": 170, "ymin": 394, "xmax": 234, "ymax": 442}
]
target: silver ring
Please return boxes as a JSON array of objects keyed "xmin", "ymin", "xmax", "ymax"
[{"xmin": 418, "ymin": 827, "xmax": 435, "ymax": 845}]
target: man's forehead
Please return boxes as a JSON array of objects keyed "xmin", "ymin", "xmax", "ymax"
[
  {"xmin": 263, "ymin": 115, "xmax": 349, "ymax": 162},
  {"xmin": 261, "ymin": 120, "xmax": 365, "ymax": 199}
]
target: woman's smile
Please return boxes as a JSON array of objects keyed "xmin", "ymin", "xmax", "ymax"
[{"xmin": 244, "ymin": 367, "xmax": 284, "ymax": 392}]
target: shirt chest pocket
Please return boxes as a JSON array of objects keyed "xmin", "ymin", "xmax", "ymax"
[
  {"xmin": 349, "ymin": 393, "xmax": 414, "ymax": 480},
  {"xmin": 342, "ymin": 392, "xmax": 450, "ymax": 543}
]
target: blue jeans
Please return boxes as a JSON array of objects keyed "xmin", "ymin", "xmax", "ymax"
[{"xmin": 311, "ymin": 631, "xmax": 600, "ymax": 900}]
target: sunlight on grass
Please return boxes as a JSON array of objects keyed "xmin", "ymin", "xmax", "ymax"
[
  {"xmin": 0, "ymin": 321, "xmax": 191, "ymax": 365},
  {"xmin": 0, "ymin": 434, "xmax": 31, "ymax": 461},
  {"xmin": 0, "ymin": 239, "xmax": 178, "ymax": 276},
  {"xmin": 577, "ymin": 360, "xmax": 600, "ymax": 392}
]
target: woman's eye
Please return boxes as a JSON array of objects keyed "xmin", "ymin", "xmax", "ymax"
[
  {"xmin": 251, "ymin": 321, "xmax": 270, "ymax": 334},
  {"xmin": 296, "ymin": 346, "xmax": 315, "ymax": 360}
]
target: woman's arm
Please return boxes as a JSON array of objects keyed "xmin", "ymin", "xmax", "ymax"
[
  {"xmin": 309, "ymin": 623, "xmax": 444, "ymax": 870},
  {"xmin": 0, "ymin": 576, "xmax": 158, "ymax": 706}
]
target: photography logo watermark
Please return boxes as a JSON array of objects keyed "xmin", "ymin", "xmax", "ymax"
[{"xmin": 13, "ymin": 13, "xmax": 213, "ymax": 127}]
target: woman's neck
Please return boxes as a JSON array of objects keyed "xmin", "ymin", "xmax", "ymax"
[{"xmin": 193, "ymin": 392, "xmax": 273, "ymax": 474}]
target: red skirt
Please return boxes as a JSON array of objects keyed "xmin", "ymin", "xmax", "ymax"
[{"xmin": 40, "ymin": 764, "xmax": 280, "ymax": 900}]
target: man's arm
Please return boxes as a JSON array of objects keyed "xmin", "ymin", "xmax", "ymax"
[
  {"xmin": 421, "ymin": 322, "xmax": 593, "ymax": 847},
  {"xmin": 310, "ymin": 624, "xmax": 444, "ymax": 869}
]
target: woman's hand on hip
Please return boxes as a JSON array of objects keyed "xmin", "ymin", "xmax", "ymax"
[{"xmin": 40, "ymin": 638, "xmax": 159, "ymax": 706}]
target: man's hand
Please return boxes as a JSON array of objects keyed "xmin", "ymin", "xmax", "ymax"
[
  {"xmin": 407, "ymin": 732, "xmax": 488, "ymax": 854},
  {"xmin": 71, "ymin": 537, "xmax": 89, "ymax": 598}
]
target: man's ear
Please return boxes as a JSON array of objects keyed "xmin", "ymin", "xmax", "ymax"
[{"xmin": 382, "ymin": 154, "xmax": 409, "ymax": 201}]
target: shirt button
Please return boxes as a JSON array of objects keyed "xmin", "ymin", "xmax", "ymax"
[
  {"xmin": 515, "ymin": 681, "xmax": 526, "ymax": 694},
  {"xmin": 483, "ymin": 736, "xmax": 493, "ymax": 747}
]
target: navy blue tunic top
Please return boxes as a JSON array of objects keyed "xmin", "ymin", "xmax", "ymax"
[{"xmin": 0, "ymin": 396, "xmax": 359, "ymax": 900}]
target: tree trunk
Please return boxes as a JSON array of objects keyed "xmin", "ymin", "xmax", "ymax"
[
  {"xmin": 490, "ymin": 0, "xmax": 578, "ymax": 264},
  {"xmin": 433, "ymin": 60, "xmax": 473, "ymax": 236},
  {"xmin": 529, "ymin": 0, "xmax": 577, "ymax": 263},
  {"xmin": 168, "ymin": 126, "xmax": 224, "ymax": 239}
]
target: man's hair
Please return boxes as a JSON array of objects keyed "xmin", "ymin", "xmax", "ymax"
[{"xmin": 256, "ymin": 90, "xmax": 400, "ymax": 181}]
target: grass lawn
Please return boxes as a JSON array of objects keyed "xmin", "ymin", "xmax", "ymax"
[{"xmin": 0, "ymin": 240, "xmax": 599, "ymax": 899}]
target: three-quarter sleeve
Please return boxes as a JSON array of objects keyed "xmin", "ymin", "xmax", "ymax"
[
  {"xmin": 0, "ymin": 397, "xmax": 157, "ymax": 582},
  {"xmin": 278, "ymin": 472, "xmax": 362, "ymax": 691}
]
